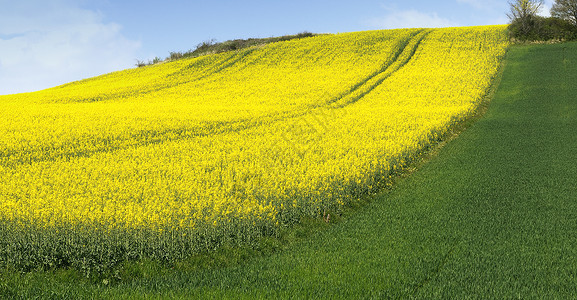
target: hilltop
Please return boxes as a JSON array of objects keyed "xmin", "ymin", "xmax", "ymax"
[{"xmin": 135, "ymin": 31, "xmax": 316, "ymax": 67}]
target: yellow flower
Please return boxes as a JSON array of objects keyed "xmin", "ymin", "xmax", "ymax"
[{"xmin": 0, "ymin": 26, "xmax": 508, "ymax": 239}]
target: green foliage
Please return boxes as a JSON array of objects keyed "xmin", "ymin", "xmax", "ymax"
[
  {"xmin": 508, "ymin": 0, "xmax": 544, "ymax": 26},
  {"xmin": 0, "ymin": 217, "xmax": 278, "ymax": 279},
  {"xmin": 509, "ymin": 16, "xmax": 577, "ymax": 41},
  {"xmin": 507, "ymin": 0, "xmax": 577, "ymax": 41},
  {"xmin": 507, "ymin": 0, "xmax": 545, "ymax": 35},
  {"xmin": 551, "ymin": 0, "xmax": 577, "ymax": 25}
]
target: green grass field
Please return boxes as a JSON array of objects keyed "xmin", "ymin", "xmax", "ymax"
[{"xmin": 2, "ymin": 41, "xmax": 576, "ymax": 299}]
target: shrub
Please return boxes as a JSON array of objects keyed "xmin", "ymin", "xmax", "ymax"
[
  {"xmin": 137, "ymin": 32, "xmax": 318, "ymax": 67},
  {"xmin": 509, "ymin": 16, "xmax": 577, "ymax": 41}
]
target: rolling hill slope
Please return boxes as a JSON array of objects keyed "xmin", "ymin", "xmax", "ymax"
[{"xmin": 0, "ymin": 26, "xmax": 508, "ymax": 274}]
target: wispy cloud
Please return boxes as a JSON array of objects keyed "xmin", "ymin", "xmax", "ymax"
[
  {"xmin": 542, "ymin": 0, "xmax": 555, "ymax": 17},
  {"xmin": 0, "ymin": 1, "xmax": 140, "ymax": 95},
  {"xmin": 364, "ymin": 6, "xmax": 459, "ymax": 29}
]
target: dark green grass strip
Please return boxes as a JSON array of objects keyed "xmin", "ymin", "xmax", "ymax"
[{"xmin": 3, "ymin": 42, "xmax": 577, "ymax": 299}]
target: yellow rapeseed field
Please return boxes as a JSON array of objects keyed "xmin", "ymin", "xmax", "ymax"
[{"xmin": 0, "ymin": 26, "xmax": 508, "ymax": 272}]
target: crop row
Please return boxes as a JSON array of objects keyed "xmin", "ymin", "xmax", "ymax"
[{"xmin": 0, "ymin": 26, "xmax": 508, "ymax": 274}]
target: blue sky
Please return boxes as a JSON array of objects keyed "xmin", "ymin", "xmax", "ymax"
[{"xmin": 0, "ymin": 0, "xmax": 554, "ymax": 95}]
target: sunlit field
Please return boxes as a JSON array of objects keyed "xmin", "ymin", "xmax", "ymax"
[{"xmin": 0, "ymin": 26, "xmax": 508, "ymax": 274}]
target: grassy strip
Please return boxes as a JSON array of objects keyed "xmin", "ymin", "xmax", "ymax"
[{"xmin": 3, "ymin": 41, "xmax": 576, "ymax": 298}]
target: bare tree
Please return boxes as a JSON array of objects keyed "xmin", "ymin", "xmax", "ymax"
[
  {"xmin": 507, "ymin": 0, "xmax": 544, "ymax": 20},
  {"xmin": 551, "ymin": 0, "xmax": 577, "ymax": 25},
  {"xmin": 507, "ymin": 0, "xmax": 545, "ymax": 35}
]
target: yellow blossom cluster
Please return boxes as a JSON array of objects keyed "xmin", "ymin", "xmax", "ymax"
[{"xmin": 0, "ymin": 26, "xmax": 508, "ymax": 246}]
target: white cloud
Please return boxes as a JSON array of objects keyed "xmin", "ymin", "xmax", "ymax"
[
  {"xmin": 365, "ymin": 8, "xmax": 459, "ymax": 29},
  {"xmin": 0, "ymin": 0, "xmax": 140, "ymax": 95},
  {"xmin": 541, "ymin": 0, "xmax": 555, "ymax": 17}
]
